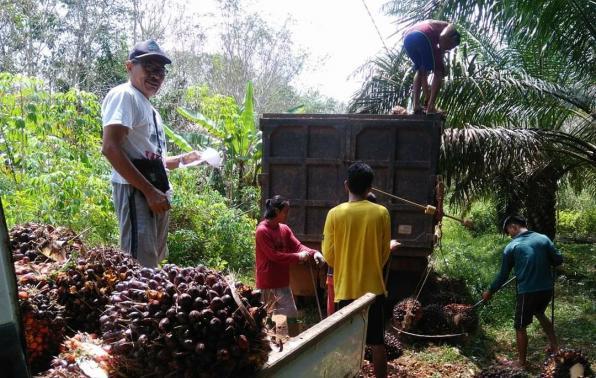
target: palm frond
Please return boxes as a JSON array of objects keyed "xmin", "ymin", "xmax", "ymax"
[
  {"xmin": 384, "ymin": 0, "xmax": 596, "ymax": 78},
  {"xmin": 440, "ymin": 127, "xmax": 596, "ymax": 205}
]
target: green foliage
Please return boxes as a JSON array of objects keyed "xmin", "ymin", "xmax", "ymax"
[
  {"xmin": 557, "ymin": 209, "xmax": 596, "ymax": 240},
  {"xmin": 177, "ymin": 82, "xmax": 261, "ymax": 209},
  {"xmin": 435, "ymin": 220, "xmax": 595, "ymax": 370},
  {"xmin": 556, "ymin": 185, "xmax": 596, "ymax": 240},
  {"xmin": 466, "ymin": 199, "xmax": 499, "ymax": 235},
  {"xmin": 0, "ymin": 73, "xmax": 117, "ymax": 245},
  {"xmin": 167, "ymin": 170, "xmax": 256, "ymax": 272}
]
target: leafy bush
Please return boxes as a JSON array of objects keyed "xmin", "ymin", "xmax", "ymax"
[
  {"xmin": 0, "ymin": 73, "xmax": 118, "ymax": 245},
  {"xmin": 557, "ymin": 209, "xmax": 596, "ymax": 240},
  {"xmin": 467, "ymin": 199, "xmax": 499, "ymax": 235},
  {"xmin": 167, "ymin": 169, "xmax": 256, "ymax": 272}
]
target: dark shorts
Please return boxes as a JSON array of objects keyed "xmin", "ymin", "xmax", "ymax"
[
  {"xmin": 337, "ymin": 295, "xmax": 385, "ymax": 345},
  {"xmin": 404, "ymin": 31, "xmax": 435, "ymax": 72},
  {"xmin": 514, "ymin": 290, "xmax": 553, "ymax": 330}
]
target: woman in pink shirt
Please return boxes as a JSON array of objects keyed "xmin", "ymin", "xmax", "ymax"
[{"xmin": 255, "ymin": 195, "xmax": 323, "ymax": 336}]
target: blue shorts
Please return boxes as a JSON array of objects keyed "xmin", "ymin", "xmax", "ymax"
[{"xmin": 404, "ymin": 31, "xmax": 435, "ymax": 72}]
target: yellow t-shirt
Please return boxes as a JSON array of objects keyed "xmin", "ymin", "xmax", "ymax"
[{"xmin": 322, "ymin": 200, "xmax": 391, "ymax": 301}]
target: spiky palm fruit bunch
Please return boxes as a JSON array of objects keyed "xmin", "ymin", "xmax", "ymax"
[
  {"xmin": 419, "ymin": 273, "xmax": 473, "ymax": 306},
  {"xmin": 475, "ymin": 364, "xmax": 529, "ymax": 377},
  {"xmin": 416, "ymin": 304, "xmax": 451, "ymax": 335},
  {"xmin": 9, "ymin": 223, "xmax": 85, "ymax": 263},
  {"xmin": 37, "ymin": 332, "xmax": 114, "ymax": 378},
  {"xmin": 540, "ymin": 349, "xmax": 594, "ymax": 378},
  {"xmin": 443, "ymin": 303, "xmax": 479, "ymax": 333},
  {"xmin": 18, "ymin": 285, "xmax": 66, "ymax": 373},
  {"xmin": 54, "ymin": 247, "xmax": 140, "ymax": 333},
  {"xmin": 392, "ymin": 297, "xmax": 422, "ymax": 331},
  {"xmin": 101, "ymin": 264, "xmax": 271, "ymax": 377},
  {"xmin": 364, "ymin": 332, "xmax": 403, "ymax": 362}
]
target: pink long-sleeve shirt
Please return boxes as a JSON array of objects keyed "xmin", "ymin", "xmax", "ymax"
[{"xmin": 255, "ymin": 220, "xmax": 314, "ymax": 289}]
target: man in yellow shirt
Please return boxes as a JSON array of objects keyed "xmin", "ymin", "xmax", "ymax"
[{"xmin": 323, "ymin": 161, "xmax": 391, "ymax": 378}]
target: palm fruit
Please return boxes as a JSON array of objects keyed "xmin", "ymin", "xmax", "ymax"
[
  {"xmin": 392, "ymin": 297, "xmax": 422, "ymax": 331},
  {"xmin": 18, "ymin": 285, "xmax": 66, "ymax": 374},
  {"xmin": 443, "ymin": 303, "xmax": 479, "ymax": 333},
  {"xmin": 37, "ymin": 332, "xmax": 114, "ymax": 378},
  {"xmin": 101, "ymin": 264, "xmax": 271, "ymax": 377},
  {"xmin": 54, "ymin": 247, "xmax": 140, "ymax": 333},
  {"xmin": 416, "ymin": 304, "xmax": 451, "ymax": 335},
  {"xmin": 9, "ymin": 223, "xmax": 85, "ymax": 263},
  {"xmin": 540, "ymin": 348, "xmax": 594, "ymax": 378},
  {"xmin": 364, "ymin": 332, "xmax": 403, "ymax": 361}
]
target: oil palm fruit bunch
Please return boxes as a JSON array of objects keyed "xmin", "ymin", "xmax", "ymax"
[
  {"xmin": 419, "ymin": 273, "xmax": 473, "ymax": 305},
  {"xmin": 9, "ymin": 223, "xmax": 85, "ymax": 262},
  {"xmin": 37, "ymin": 332, "xmax": 114, "ymax": 378},
  {"xmin": 475, "ymin": 364, "xmax": 529, "ymax": 377},
  {"xmin": 364, "ymin": 332, "xmax": 403, "ymax": 361},
  {"xmin": 540, "ymin": 349, "xmax": 593, "ymax": 378},
  {"xmin": 392, "ymin": 297, "xmax": 422, "ymax": 331},
  {"xmin": 443, "ymin": 303, "xmax": 479, "ymax": 333},
  {"xmin": 416, "ymin": 304, "xmax": 451, "ymax": 335},
  {"xmin": 18, "ymin": 285, "xmax": 66, "ymax": 373},
  {"xmin": 101, "ymin": 264, "xmax": 271, "ymax": 377},
  {"xmin": 55, "ymin": 247, "xmax": 140, "ymax": 333}
]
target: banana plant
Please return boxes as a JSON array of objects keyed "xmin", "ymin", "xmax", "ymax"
[{"xmin": 177, "ymin": 81, "xmax": 262, "ymax": 201}]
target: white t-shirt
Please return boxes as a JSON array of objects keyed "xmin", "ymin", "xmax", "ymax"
[{"xmin": 102, "ymin": 82, "xmax": 168, "ymax": 184}]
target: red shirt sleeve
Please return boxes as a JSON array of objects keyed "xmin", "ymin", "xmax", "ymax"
[
  {"xmin": 256, "ymin": 225, "xmax": 302, "ymax": 265},
  {"xmin": 282, "ymin": 224, "xmax": 316, "ymax": 257}
]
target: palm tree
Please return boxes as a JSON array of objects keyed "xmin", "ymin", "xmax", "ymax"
[{"xmin": 349, "ymin": 0, "xmax": 596, "ymax": 238}]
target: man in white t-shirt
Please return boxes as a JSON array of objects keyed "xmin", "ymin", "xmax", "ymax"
[{"xmin": 101, "ymin": 39, "xmax": 202, "ymax": 267}]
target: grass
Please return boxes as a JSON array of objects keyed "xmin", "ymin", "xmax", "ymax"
[
  {"xmin": 288, "ymin": 218, "xmax": 595, "ymax": 376},
  {"xmin": 407, "ymin": 219, "xmax": 596, "ymax": 375}
]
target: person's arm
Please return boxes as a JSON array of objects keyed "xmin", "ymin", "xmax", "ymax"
[
  {"xmin": 285, "ymin": 226, "xmax": 326, "ymax": 265},
  {"xmin": 488, "ymin": 247, "xmax": 515, "ymax": 293},
  {"xmin": 381, "ymin": 210, "xmax": 391, "ymax": 266},
  {"xmin": 255, "ymin": 228, "xmax": 306, "ymax": 265},
  {"xmin": 546, "ymin": 239, "xmax": 563, "ymax": 267},
  {"xmin": 102, "ymin": 125, "xmax": 170, "ymax": 213},
  {"xmin": 285, "ymin": 226, "xmax": 315, "ymax": 255},
  {"xmin": 322, "ymin": 211, "xmax": 335, "ymax": 268},
  {"xmin": 165, "ymin": 151, "xmax": 203, "ymax": 170}
]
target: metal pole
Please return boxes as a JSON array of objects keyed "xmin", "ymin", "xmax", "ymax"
[
  {"xmin": 309, "ymin": 264, "xmax": 323, "ymax": 321},
  {"xmin": 472, "ymin": 275, "xmax": 517, "ymax": 309}
]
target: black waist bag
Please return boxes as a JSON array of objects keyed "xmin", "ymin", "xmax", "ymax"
[{"xmin": 131, "ymin": 158, "xmax": 170, "ymax": 193}]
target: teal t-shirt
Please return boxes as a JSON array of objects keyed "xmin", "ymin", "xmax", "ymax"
[{"xmin": 489, "ymin": 231, "xmax": 563, "ymax": 294}]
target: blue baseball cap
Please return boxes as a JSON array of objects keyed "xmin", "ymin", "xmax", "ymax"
[{"xmin": 129, "ymin": 39, "xmax": 171, "ymax": 64}]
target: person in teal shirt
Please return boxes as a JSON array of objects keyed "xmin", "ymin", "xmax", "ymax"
[{"xmin": 483, "ymin": 215, "xmax": 563, "ymax": 369}]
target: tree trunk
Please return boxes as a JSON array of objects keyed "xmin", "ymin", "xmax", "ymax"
[{"xmin": 524, "ymin": 165, "xmax": 562, "ymax": 240}]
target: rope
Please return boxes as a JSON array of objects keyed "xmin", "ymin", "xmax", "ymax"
[
  {"xmin": 414, "ymin": 259, "xmax": 433, "ymax": 301},
  {"xmin": 360, "ymin": 0, "xmax": 390, "ymax": 53},
  {"xmin": 392, "ymin": 327, "xmax": 466, "ymax": 339},
  {"xmin": 372, "ymin": 187, "xmax": 427, "ymax": 210}
]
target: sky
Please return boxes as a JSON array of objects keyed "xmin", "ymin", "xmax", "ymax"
[{"xmin": 196, "ymin": 0, "xmax": 400, "ymax": 103}]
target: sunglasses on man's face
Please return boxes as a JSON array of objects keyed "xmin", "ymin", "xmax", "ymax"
[{"xmin": 132, "ymin": 60, "xmax": 168, "ymax": 77}]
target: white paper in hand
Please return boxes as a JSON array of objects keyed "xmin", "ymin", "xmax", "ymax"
[
  {"xmin": 179, "ymin": 147, "xmax": 223, "ymax": 168},
  {"xmin": 200, "ymin": 147, "xmax": 223, "ymax": 168}
]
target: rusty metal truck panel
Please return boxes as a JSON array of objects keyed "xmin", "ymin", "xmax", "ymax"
[{"xmin": 260, "ymin": 113, "xmax": 442, "ymax": 259}]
